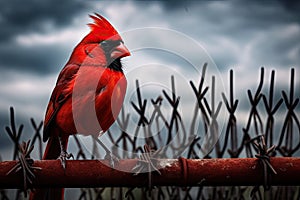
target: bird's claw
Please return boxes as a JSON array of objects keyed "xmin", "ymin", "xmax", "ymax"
[{"xmin": 58, "ymin": 151, "xmax": 74, "ymax": 169}]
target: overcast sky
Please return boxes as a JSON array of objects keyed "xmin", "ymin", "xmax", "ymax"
[{"xmin": 0, "ymin": 0, "xmax": 299, "ymax": 160}]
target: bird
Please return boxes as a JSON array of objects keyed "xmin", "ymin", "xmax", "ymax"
[{"xmin": 30, "ymin": 13, "xmax": 130, "ymax": 200}]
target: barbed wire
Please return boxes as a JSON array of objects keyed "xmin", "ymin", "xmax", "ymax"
[{"xmin": 1, "ymin": 66, "xmax": 299, "ymax": 200}]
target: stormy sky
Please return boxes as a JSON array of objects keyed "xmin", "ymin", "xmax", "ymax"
[{"xmin": 0, "ymin": 0, "xmax": 300, "ymax": 161}]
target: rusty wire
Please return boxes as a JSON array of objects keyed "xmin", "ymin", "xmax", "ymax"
[
  {"xmin": 1, "ymin": 66, "xmax": 300, "ymax": 199},
  {"xmin": 0, "ymin": 155, "xmax": 9, "ymax": 200}
]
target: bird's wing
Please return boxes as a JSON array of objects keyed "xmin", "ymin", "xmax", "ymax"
[{"xmin": 43, "ymin": 64, "xmax": 79, "ymax": 142}]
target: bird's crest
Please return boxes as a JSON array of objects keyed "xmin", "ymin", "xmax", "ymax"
[{"xmin": 85, "ymin": 13, "xmax": 121, "ymax": 42}]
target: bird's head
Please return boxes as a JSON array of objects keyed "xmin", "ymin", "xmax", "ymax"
[{"xmin": 68, "ymin": 13, "xmax": 130, "ymax": 71}]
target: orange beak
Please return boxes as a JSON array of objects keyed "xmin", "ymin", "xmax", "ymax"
[{"xmin": 111, "ymin": 43, "xmax": 130, "ymax": 59}]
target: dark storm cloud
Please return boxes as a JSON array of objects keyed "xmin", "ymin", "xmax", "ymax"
[
  {"xmin": 278, "ymin": 0, "xmax": 300, "ymax": 12},
  {"xmin": 0, "ymin": 0, "xmax": 87, "ymax": 42},
  {"xmin": 144, "ymin": 0, "xmax": 299, "ymax": 70},
  {"xmin": 231, "ymin": 1, "xmax": 300, "ymax": 31},
  {"xmin": 0, "ymin": 0, "xmax": 89, "ymax": 74},
  {"xmin": 0, "ymin": 41, "xmax": 70, "ymax": 74},
  {"xmin": 159, "ymin": 0, "xmax": 300, "ymax": 37},
  {"xmin": 160, "ymin": 0, "xmax": 300, "ymax": 21},
  {"xmin": 204, "ymin": 1, "xmax": 299, "ymax": 36},
  {"xmin": 160, "ymin": 0, "xmax": 194, "ymax": 10}
]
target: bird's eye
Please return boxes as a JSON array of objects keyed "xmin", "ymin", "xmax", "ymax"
[
  {"xmin": 100, "ymin": 40, "xmax": 122, "ymax": 49},
  {"xmin": 100, "ymin": 41, "xmax": 109, "ymax": 48}
]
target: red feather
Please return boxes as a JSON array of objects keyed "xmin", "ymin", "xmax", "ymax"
[{"xmin": 30, "ymin": 13, "xmax": 129, "ymax": 200}]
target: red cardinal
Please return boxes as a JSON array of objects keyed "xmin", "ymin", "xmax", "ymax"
[{"xmin": 30, "ymin": 13, "xmax": 130, "ymax": 200}]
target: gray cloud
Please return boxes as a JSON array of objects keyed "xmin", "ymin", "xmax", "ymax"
[
  {"xmin": 0, "ymin": 113, "xmax": 10, "ymax": 150},
  {"xmin": 119, "ymin": 1, "xmax": 300, "ymax": 70},
  {"xmin": 0, "ymin": 0, "xmax": 89, "ymax": 74},
  {"xmin": 278, "ymin": 0, "xmax": 300, "ymax": 12},
  {"xmin": 0, "ymin": 41, "xmax": 70, "ymax": 74},
  {"xmin": 0, "ymin": 0, "xmax": 87, "ymax": 42}
]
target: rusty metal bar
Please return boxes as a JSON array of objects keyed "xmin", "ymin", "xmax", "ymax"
[{"xmin": 0, "ymin": 158, "xmax": 299, "ymax": 189}]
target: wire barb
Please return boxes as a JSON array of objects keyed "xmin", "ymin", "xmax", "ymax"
[
  {"xmin": 129, "ymin": 144, "xmax": 161, "ymax": 197},
  {"xmin": 250, "ymin": 135, "xmax": 277, "ymax": 196},
  {"xmin": 6, "ymin": 140, "xmax": 41, "ymax": 197}
]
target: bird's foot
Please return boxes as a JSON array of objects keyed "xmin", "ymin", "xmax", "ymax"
[
  {"xmin": 104, "ymin": 151, "xmax": 119, "ymax": 168},
  {"xmin": 58, "ymin": 151, "xmax": 74, "ymax": 169}
]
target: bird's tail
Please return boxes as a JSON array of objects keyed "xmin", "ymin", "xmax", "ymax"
[{"xmin": 30, "ymin": 133, "xmax": 69, "ymax": 200}]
